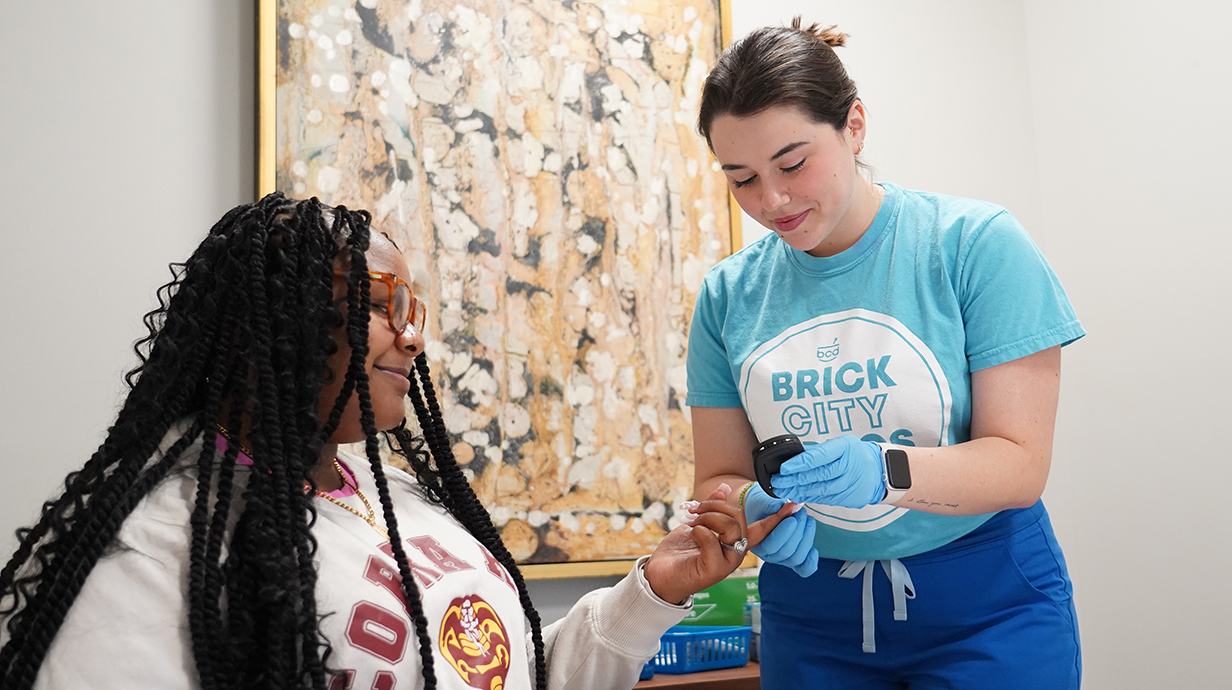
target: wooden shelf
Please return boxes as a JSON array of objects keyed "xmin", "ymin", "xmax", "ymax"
[{"xmin": 635, "ymin": 661, "xmax": 760, "ymax": 690}]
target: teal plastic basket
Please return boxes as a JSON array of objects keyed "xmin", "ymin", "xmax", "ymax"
[{"xmin": 653, "ymin": 625, "xmax": 751, "ymax": 674}]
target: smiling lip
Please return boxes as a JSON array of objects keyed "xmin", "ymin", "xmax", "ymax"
[
  {"xmin": 375, "ymin": 366, "xmax": 411, "ymax": 391},
  {"xmin": 772, "ymin": 210, "xmax": 809, "ymax": 233}
]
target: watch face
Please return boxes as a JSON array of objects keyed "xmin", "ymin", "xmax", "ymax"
[{"xmin": 884, "ymin": 449, "xmax": 912, "ymax": 490}]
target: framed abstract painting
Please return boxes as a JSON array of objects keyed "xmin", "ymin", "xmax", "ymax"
[{"xmin": 258, "ymin": 0, "xmax": 738, "ymax": 577}]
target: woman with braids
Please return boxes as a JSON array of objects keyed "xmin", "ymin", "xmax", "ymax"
[
  {"xmin": 687, "ymin": 18, "xmax": 1084, "ymax": 690},
  {"xmin": 0, "ymin": 193, "xmax": 780, "ymax": 690}
]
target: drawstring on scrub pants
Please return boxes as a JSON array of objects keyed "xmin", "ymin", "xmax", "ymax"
[{"xmin": 838, "ymin": 559, "xmax": 916, "ymax": 653}]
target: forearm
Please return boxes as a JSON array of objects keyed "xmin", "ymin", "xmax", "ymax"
[
  {"xmin": 537, "ymin": 557, "xmax": 688, "ymax": 689},
  {"xmin": 890, "ymin": 436, "xmax": 1050, "ymax": 515},
  {"xmin": 690, "ymin": 407, "xmax": 761, "ymax": 505},
  {"xmin": 695, "ymin": 474, "xmax": 754, "ymax": 505},
  {"xmin": 889, "ymin": 347, "xmax": 1062, "ymax": 515}
]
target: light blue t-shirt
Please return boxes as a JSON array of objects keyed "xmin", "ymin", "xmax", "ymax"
[{"xmin": 686, "ymin": 183, "xmax": 1085, "ymax": 561}]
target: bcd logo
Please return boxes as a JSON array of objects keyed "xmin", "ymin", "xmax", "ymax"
[{"xmin": 816, "ymin": 338, "xmax": 840, "ymax": 362}]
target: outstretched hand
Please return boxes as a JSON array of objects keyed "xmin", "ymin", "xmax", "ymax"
[{"xmin": 643, "ymin": 484, "xmax": 792, "ymax": 604}]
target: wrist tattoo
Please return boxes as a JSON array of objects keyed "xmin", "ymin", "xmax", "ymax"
[{"xmin": 907, "ymin": 498, "xmax": 960, "ymax": 509}]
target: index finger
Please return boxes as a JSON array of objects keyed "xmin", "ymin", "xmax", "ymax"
[{"xmin": 747, "ymin": 502, "xmax": 804, "ymax": 548}]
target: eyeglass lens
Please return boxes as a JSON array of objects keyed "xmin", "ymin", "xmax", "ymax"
[
  {"xmin": 388, "ymin": 283, "xmax": 426, "ymax": 332},
  {"xmin": 390, "ymin": 284, "xmax": 410, "ymax": 331}
]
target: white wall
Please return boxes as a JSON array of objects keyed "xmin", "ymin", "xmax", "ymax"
[
  {"xmin": 731, "ymin": 1, "xmax": 1232, "ymax": 688},
  {"xmin": 1023, "ymin": 2, "xmax": 1232, "ymax": 687},
  {"xmin": 2, "ymin": 2, "xmax": 1229, "ymax": 687},
  {"xmin": 0, "ymin": 3, "xmax": 255, "ymax": 545}
]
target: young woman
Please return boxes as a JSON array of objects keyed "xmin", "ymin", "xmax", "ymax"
[
  {"xmin": 687, "ymin": 19, "xmax": 1084, "ymax": 689},
  {"xmin": 0, "ymin": 193, "xmax": 775, "ymax": 690}
]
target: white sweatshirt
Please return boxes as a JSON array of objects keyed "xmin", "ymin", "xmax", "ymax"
[{"xmin": 32, "ymin": 436, "xmax": 687, "ymax": 689}]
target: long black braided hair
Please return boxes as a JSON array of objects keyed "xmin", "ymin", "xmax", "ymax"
[{"xmin": 0, "ymin": 193, "xmax": 547, "ymax": 690}]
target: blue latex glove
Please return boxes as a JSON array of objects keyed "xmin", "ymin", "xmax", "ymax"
[
  {"xmin": 743, "ymin": 483, "xmax": 819, "ymax": 577},
  {"xmin": 770, "ymin": 436, "xmax": 887, "ymax": 509}
]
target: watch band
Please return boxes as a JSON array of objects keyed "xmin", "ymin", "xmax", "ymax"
[{"xmin": 877, "ymin": 443, "xmax": 911, "ymax": 505}]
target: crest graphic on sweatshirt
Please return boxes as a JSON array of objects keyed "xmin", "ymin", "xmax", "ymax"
[{"xmin": 439, "ymin": 595, "xmax": 512, "ymax": 689}]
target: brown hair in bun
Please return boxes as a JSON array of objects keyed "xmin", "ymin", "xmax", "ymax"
[{"xmin": 698, "ymin": 16, "xmax": 859, "ymax": 146}]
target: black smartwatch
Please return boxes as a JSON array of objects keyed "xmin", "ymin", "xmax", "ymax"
[
  {"xmin": 751, "ymin": 434, "xmax": 805, "ymax": 498},
  {"xmin": 880, "ymin": 445, "xmax": 912, "ymax": 504}
]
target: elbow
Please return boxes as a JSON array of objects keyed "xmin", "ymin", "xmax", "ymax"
[
  {"xmin": 1009, "ymin": 462, "xmax": 1051, "ymax": 510},
  {"xmin": 998, "ymin": 435, "xmax": 1052, "ymax": 510},
  {"xmin": 1008, "ymin": 492, "xmax": 1043, "ymax": 511},
  {"xmin": 984, "ymin": 486, "xmax": 1043, "ymax": 513}
]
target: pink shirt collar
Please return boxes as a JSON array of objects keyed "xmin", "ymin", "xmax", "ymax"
[{"xmin": 214, "ymin": 432, "xmax": 358, "ymax": 497}]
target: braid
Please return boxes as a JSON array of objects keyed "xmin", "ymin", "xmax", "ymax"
[
  {"xmin": 0, "ymin": 192, "xmax": 346, "ymax": 689},
  {"xmin": 0, "ymin": 287, "xmax": 224, "ymax": 635},
  {"xmin": 281, "ymin": 203, "xmax": 335, "ymax": 687},
  {"xmin": 331, "ymin": 214, "xmax": 443, "ymax": 690},
  {"xmin": 394, "ymin": 354, "xmax": 549, "ymax": 690},
  {"xmin": 1, "ymin": 424, "xmax": 203, "ymax": 687},
  {"xmin": 243, "ymin": 216, "xmax": 302, "ymax": 685}
]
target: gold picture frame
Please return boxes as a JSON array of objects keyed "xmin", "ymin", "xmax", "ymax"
[{"xmin": 258, "ymin": 0, "xmax": 744, "ymax": 579}]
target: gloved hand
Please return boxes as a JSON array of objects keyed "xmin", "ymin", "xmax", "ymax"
[
  {"xmin": 743, "ymin": 483, "xmax": 818, "ymax": 577},
  {"xmin": 770, "ymin": 436, "xmax": 886, "ymax": 509}
]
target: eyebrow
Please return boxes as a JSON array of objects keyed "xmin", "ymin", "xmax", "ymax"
[{"xmin": 720, "ymin": 141, "xmax": 809, "ymax": 171}]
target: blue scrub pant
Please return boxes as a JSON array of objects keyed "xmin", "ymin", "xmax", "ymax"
[{"xmin": 759, "ymin": 502, "xmax": 1081, "ymax": 689}]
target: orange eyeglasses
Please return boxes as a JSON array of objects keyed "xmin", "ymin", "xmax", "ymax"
[{"xmin": 335, "ymin": 270, "xmax": 427, "ymax": 333}]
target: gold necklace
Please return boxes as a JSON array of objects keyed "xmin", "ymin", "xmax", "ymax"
[
  {"xmin": 314, "ymin": 460, "xmax": 389, "ymax": 541},
  {"xmin": 215, "ymin": 425, "xmax": 388, "ymax": 540},
  {"xmin": 214, "ymin": 423, "xmax": 254, "ymax": 458}
]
